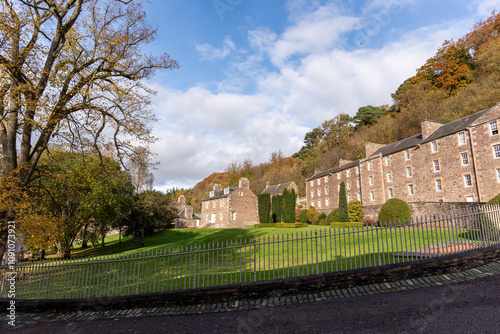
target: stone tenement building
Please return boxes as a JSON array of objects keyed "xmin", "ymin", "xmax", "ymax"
[
  {"xmin": 306, "ymin": 103, "xmax": 500, "ymax": 212},
  {"xmin": 201, "ymin": 178, "xmax": 259, "ymax": 228},
  {"xmin": 261, "ymin": 181, "xmax": 299, "ymax": 197},
  {"xmin": 173, "ymin": 195, "xmax": 201, "ymax": 228}
]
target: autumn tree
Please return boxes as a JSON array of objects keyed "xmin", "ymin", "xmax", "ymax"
[{"xmin": 0, "ymin": 0, "xmax": 178, "ymax": 259}]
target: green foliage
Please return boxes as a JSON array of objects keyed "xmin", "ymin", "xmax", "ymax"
[
  {"xmin": 317, "ymin": 212, "xmax": 327, "ymax": 225},
  {"xmin": 306, "ymin": 206, "xmax": 318, "ymax": 224},
  {"xmin": 338, "ymin": 182, "xmax": 349, "ymax": 222},
  {"xmin": 378, "ymin": 198, "xmax": 412, "ymax": 226},
  {"xmin": 254, "ymin": 223, "xmax": 277, "ymax": 228},
  {"xmin": 282, "ymin": 188, "xmax": 296, "ymax": 224},
  {"xmin": 486, "ymin": 193, "xmax": 500, "ymax": 205},
  {"xmin": 353, "ymin": 105, "xmax": 388, "ymax": 128},
  {"xmin": 257, "ymin": 193, "xmax": 271, "ymax": 224},
  {"xmin": 327, "ymin": 209, "xmax": 340, "ymax": 223},
  {"xmin": 299, "ymin": 210, "xmax": 308, "ymax": 224},
  {"xmin": 275, "ymin": 223, "xmax": 308, "ymax": 228},
  {"xmin": 271, "ymin": 194, "xmax": 283, "ymax": 223},
  {"xmin": 348, "ymin": 200, "xmax": 364, "ymax": 222}
]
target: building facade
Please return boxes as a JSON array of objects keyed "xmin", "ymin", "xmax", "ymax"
[
  {"xmin": 306, "ymin": 103, "xmax": 500, "ymax": 212},
  {"xmin": 201, "ymin": 178, "xmax": 259, "ymax": 228},
  {"xmin": 173, "ymin": 195, "xmax": 201, "ymax": 228}
]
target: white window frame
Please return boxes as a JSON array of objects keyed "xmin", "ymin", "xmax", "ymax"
[
  {"xmin": 435, "ymin": 179, "xmax": 443, "ymax": 192},
  {"xmin": 490, "ymin": 121, "xmax": 498, "ymax": 135},
  {"xmin": 385, "ymin": 156, "xmax": 390, "ymax": 166},
  {"xmin": 347, "ymin": 181, "xmax": 351, "ymax": 190},
  {"xmin": 461, "ymin": 152, "xmax": 469, "ymax": 166},
  {"xmin": 406, "ymin": 166, "xmax": 412, "ymax": 178},
  {"xmin": 357, "ymin": 192, "xmax": 361, "ymax": 201},
  {"xmin": 311, "ymin": 191, "xmax": 314, "ymax": 198},
  {"xmin": 387, "ymin": 172, "xmax": 392, "ymax": 182},
  {"xmin": 405, "ymin": 150, "xmax": 410, "ymax": 160},
  {"xmin": 370, "ymin": 191, "xmax": 375, "ymax": 201},
  {"xmin": 325, "ymin": 198, "xmax": 329, "ymax": 207},
  {"xmin": 368, "ymin": 161, "xmax": 373, "ymax": 170},
  {"xmin": 347, "ymin": 170, "xmax": 351, "ymax": 177},
  {"xmin": 338, "ymin": 173, "xmax": 341, "ymax": 179},
  {"xmin": 318, "ymin": 200, "xmax": 322, "ymax": 208},
  {"xmin": 466, "ymin": 196, "xmax": 474, "ymax": 203},
  {"xmin": 325, "ymin": 186, "xmax": 329, "ymax": 195},
  {"xmin": 317, "ymin": 188, "xmax": 321, "ymax": 196},
  {"xmin": 357, "ymin": 166, "xmax": 360, "ymax": 174},
  {"xmin": 497, "ymin": 168, "xmax": 500, "ymax": 183},
  {"xmin": 357, "ymin": 179, "xmax": 361, "ymax": 187},
  {"xmin": 347, "ymin": 194, "xmax": 351, "ymax": 202},
  {"xmin": 388, "ymin": 188, "xmax": 394, "ymax": 198},
  {"xmin": 408, "ymin": 184, "xmax": 414, "ymax": 196},
  {"xmin": 369, "ymin": 175, "xmax": 374, "ymax": 185},
  {"xmin": 431, "ymin": 141, "xmax": 438, "ymax": 153},
  {"xmin": 433, "ymin": 160, "xmax": 440, "ymax": 172},
  {"xmin": 232, "ymin": 212, "xmax": 237, "ymax": 220},
  {"xmin": 464, "ymin": 174, "xmax": 472, "ymax": 187},
  {"xmin": 458, "ymin": 132, "xmax": 466, "ymax": 145},
  {"xmin": 317, "ymin": 178, "xmax": 320, "ymax": 185},
  {"xmin": 325, "ymin": 176, "xmax": 329, "ymax": 183},
  {"xmin": 494, "ymin": 145, "xmax": 500, "ymax": 159}
]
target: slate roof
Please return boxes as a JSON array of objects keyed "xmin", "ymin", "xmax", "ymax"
[
  {"xmin": 262, "ymin": 182, "xmax": 295, "ymax": 195},
  {"xmin": 202, "ymin": 187, "xmax": 238, "ymax": 202},
  {"xmin": 370, "ymin": 134, "xmax": 423, "ymax": 157},
  {"xmin": 306, "ymin": 160, "xmax": 360, "ymax": 182},
  {"xmin": 177, "ymin": 209, "xmax": 201, "ymax": 220}
]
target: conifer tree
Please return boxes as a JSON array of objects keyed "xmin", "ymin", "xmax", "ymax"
[
  {"xmin": 271, "ymin": 194, "xmax": 283, "ymax": 223},
  {"xmin": 257, "ymin": 193, "xmax": 271, "ymax": 224},
  {"xmin": 338, "ymin": 182, "xmax": 349, "ymax": 222}
]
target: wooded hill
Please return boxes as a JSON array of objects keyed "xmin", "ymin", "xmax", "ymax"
[{"xmin": 183, "ymin": 11, "xmax": 500, "ymax": 213}]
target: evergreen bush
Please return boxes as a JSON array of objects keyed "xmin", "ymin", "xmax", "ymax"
[
  {"xmin": 299, "ymin": 209, "xmax": 308, "ymax": 224},
  {"xmin": 338, "ymin": 182, "xmax": 349, "ymax": 222},
  {"xmin": 348, "ymin": 200, "xmax": 364, "ymax": 222},
  {"xmin": 326, "ymin": 208, "xmax": 339, "ymax": 223},
  {"xmin": 257, "ymin": 193, "xmax": 271, "ymax": 224},
  {"xmin": 378, "ymin": 198, "xmax": 411, "ymax": 226},
  {"xmin": 306, "ymin": 206, "xmax": 318, "ymax": 224},
  {"xmin": 271, "ymin": 194, "xmax": 283, "ymax": 223},
  {"xmin": 317, "ymin": 212, "xmax": 327, "ymax": 225}
]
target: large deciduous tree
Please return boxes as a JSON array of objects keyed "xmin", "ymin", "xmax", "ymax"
[{"xmin": 0, "ymin": 0, "xmax": 178, "ymax": 259}]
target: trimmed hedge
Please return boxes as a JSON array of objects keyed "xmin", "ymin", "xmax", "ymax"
[
  {"xmin": 330, "ymin": 222, "xmax": 363, "ymax": 228},
  {"xmin": 378, "ymin": 198, "xmax": 412, "ymax": 226},
  {"xmin": 254, "ymin": 223, "xmax": 276, "ymax": 228},
  {"xmin": 275, "ymin": 223, "xmax": 308, "ymax": 228}
]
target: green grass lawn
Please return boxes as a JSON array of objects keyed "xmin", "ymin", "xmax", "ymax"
[{"xmin": 8, "ymin": 224, "xmax": 480, "ymax": 300}]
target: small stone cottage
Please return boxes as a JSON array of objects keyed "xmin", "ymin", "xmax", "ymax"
[{"xmin": 173, "ymin": 195, "xmax": 201, "ymax": 228}]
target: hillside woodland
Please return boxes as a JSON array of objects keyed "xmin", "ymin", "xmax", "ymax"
[{"xmin": 181, "ymin": 12, "xmax": 500, "ymax": 213}]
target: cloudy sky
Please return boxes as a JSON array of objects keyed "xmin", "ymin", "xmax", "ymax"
[{"xmin": 141, "ymin": 0, "xmax": 498, "ymax": 191}]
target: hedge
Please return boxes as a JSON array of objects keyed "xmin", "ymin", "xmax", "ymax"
[
  {"xmin": 275, "ymin": 223, "xmax": 309, "ymax": 228},
  {"xmin": 330, "ymin": 222, "xmax": 363, "ymax": 228},
  {"xmin": 254, "ymin": 223, "xmax": 277, "ymax": 228}
]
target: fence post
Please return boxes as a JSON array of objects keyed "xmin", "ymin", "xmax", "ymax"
[
  {"xmin": 253, "ymin": 238, "xmax": 257, "ymax": 282},
  {"xmin": 314, "ymin": 230, "xmax": 319, "ymax": 274}
]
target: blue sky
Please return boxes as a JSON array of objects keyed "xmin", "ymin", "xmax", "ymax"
[{"xmin": 141, "ymin": 0, "xmax": 498, "ymax": 191}]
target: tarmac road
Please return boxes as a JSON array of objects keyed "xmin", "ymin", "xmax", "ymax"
[{"xmin": 8, "ymin": 273, "xmax": 500, "ymax": 334}]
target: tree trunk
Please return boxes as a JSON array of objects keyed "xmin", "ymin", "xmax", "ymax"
[
  {"xmin": 40, "ymin": 249, "xmax": 45, "ymax": 260},
  {"xmin": 0, "ymin": 232, "xmax": 7, "ymax": 265},
  {"xmin": 101, "ymin": 234, "xmax": 105, "ymax": 247},
  {"xmin": 81, "ymin": 224, "xmax": 89, "ymax": 249},
  {"xmin": 62, "ymin": 248, "xmax": 71, "ymax": 259}
]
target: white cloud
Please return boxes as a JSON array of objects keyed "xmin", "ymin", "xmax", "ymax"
[
  {"xmin": 195, "ymin": 36, "xmax": 237, "ymax": 61},
  {"xmin": 473, "ymin": 0, "xmax": 498, "ymax": 16}
]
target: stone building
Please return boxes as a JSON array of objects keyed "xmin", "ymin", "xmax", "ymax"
[
  {"xmin": 261, "ymin": 181, "xmax": 298, "ymax": 197},
  {"xmin": 306, "ymin": 103, "xmax": 500, "ymax": 212},
  {"xmin": 173, "ymin": 195, "xmax": 201, "ymax": 228},
  {"xmin": 201, "ymin": 178, "xmax": 259, "ymax": 228}
]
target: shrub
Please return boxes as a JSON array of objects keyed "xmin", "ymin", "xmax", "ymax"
[
  {"xmin": 338, "ymin": 182, "xmax": 349, "ymax": 222},
  {"xmin": 275, "ymin": 223, "xmax": 308, "ymax": 228},
  {"xmin": 306, "ymin": 206, "xmax": 318, "ymax": 224},
  {"xmin": 326, "ymin": 208, "xmax": 339, "ymax": 223},
  {"xmin": 271, "ymin": 194, "xmax": 283, "ymax": 223},
  {"xmin": 254, "ymin": 223, "xmax": 276, "ymax": 228},
  {"xmin": 348, "ymin": 200, "xmax": 364, "ymax": 222},
  {"xmin": 330, "ymin": 222, "xmax": 363, "ymax": 228},
  {"xmin": 282, "ymin": 189, "xmax": 296, "ymax": 224},
  {"xmin": 257, "ymin": 193, "xmax": 271, "ymax": 224},
  {"xmin": 362, "ymin": 217, "xmax": 377, "ymax": 227},
  {"xmin": 299, "ymin": 210, "xmax": 308, "ymax": 224},
  {"xmin": 317, "ymin": 212, "xmax": 327, "ymax": 225},
  {"xmin": 378, "ymin": 198, "xmax": 411, "ymax": 226},
  {"xmin": 487, "ymin": 193, "xmax": 500, "ymax": 205}
]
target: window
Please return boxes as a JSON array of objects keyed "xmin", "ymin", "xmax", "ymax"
[
  {"xmin": 311, "ymin": 201, "xmax": 315, "ymax": 207},
  {"xmin": 490, "ymin": 121, "xmax": 498, "ymax": 135},
  {"xmin": 438, "ymin": 199, "xmax": 444, "ymax": 203},
  {"xmin": 388, "ymin": 188, "xmax": 394, "ymax": 198},
  {"xmin": 369, "ymin": 176, "xmax": 374, "ymax": 185},
  {"xmin": 311, "ymin": 191, "xmax": 314, "ymax": 198},
  {"xmin": 405, "ymin": 150, "xmax": 410, "ymax": 160},
  {"xmin": 325, "ymin": 176, "xmax": 329, "ymax": 183},
  {"xmin": 317, "ymin": 188, "xmax": 321, "ymax": 196},
  {"xmin": 408, "ymin": 184, "xmax": 414, "ymax": 196},
  {"xmin": 347, "ymin": 181, "xmax": 351, "ymax": 190},
  {"xmin": 325, "ymin": 186, "xmax": 329, "ymax": 195},
  {"xmin": 357, "ymin": 166, "xmax": 360, "ymax": 174},
  {"xmin": 461, "ymin": 153, "xmax": 469, "ymax": 166},
  {"xmin": 325, "ymin": 198, "xmax": 329, "ymax": 206},
  {"xmin": 431, "ymin": 141, "xmax": 438, "ymax": 153},
  {"xmin": 338, "ymin": 173, "xmax": 341, "ymax": 179},
  {"xmin": 385, "ymin": 156, "xmax": 390, "ymax": 166},
  {"xmin": 497, "ymin": 168, "xmax": 500, "ymax": 182},
  {"xmin": 368, "ymin": 161, "xmax": 373, "ymax": 170},
  {"xmin": 433, "ymin": 160, "xmax": 440, "ymax": 172},
  {"xmin": 347, "ymin": 194, "xmax": 351, "ymax": 202},
  {"xmin": 317, "ymin": 179, "xmax": 320, "ymax": 185},
  {"xmin": 464, "ymin": 174, "xmax": 472, "ymax": 187},
  {"xmin": 239, "ymin": 192, "xmax": 243, "ymax": 196},
  {"xmin": 386, "ymin": 172, "xmax": 392, "ymax": 182},
  {"xmin": 347, "ymin": 170, "xmax": 351, "ymax": 177},
  {"xmin": 466, "ymin": 196, "xmax": 475, "ymax": 203},
  {"xmin": 458, "ymin": 132, "xmax": 466, "ymax": 145},
  {"xmin": 220, "ymin": 212, "xmax": 223, "ymax": 220},
  {"xmin": 406, "ymin": 167, "xmax": 412, "ymax": 178},
  {"xmin": 370, "ymin": 191, "xmax": 375, "ymax": 201},
  {"xmin": 357, "ymin": 179, "xmax": 361, "ymax": 187},
  {"xmin": 232, "ymin": 212, "xmax": 237, "ymax": 220},
  {"xmin": 435, "ymin": 179, "xmax": 442, "ymax": 192},
  {"xmin": 318, "ymin": 200, "xmax": 322, "ymax": 208},
  {"xmin": 357, "ymin": 193, "xmax": 361, "ymax": 201},
  {"xmin": 494, "ymin": 145, "xmax": 500, "ymax": 159}
]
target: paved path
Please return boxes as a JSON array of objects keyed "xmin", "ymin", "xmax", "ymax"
[{"xmin": 2, "ymin": 260, "xmax": 500, "ymax": 333}]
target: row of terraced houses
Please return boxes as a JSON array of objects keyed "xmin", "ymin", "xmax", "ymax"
[{"xmin": 306, "ymin": 103, "xmax": 500, "ymax": 212}]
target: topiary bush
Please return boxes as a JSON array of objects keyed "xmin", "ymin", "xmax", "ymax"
[
  {"xmin": 348, "ymin": 200, "xmax": 364, "ymax": 222},
  {"xmin": 326, "ymin": 208, "xmax": 339, "ymax": 223},
  {"xmin": 299, "ymin": 210, "xmax": 308, "ymax": 224},
  {"xmin": 378, "ymin": 198, "xmax": 411, "ymax": 226},
  {"xmin": 306, "ymin": 206, "xmax": 318, "ymax": 224}
]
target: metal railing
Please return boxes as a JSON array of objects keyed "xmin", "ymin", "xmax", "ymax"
[{"xmin": 1, "ymin": 205, "xmax": 499, "ymax": 300}]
